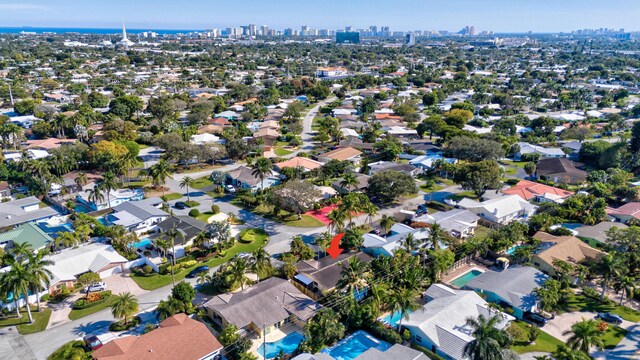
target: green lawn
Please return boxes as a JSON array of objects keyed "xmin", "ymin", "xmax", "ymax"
[
  {"xmin": 473, "ymin": 225, "xmax": 492, "ymax": 238},
  {"xmin": 131, "ymin": 236, "xmax": 269, "ymax": 290},
  {"xmin": 192, "ymin": 176, "xmax": 214, "ymax": 189},
  {"xmin": 562, "ymin": 294, "xmax": 640, "ymax": 322},
  {"xmin": 449, "ymin": 191, "xmax": 480, "ymax": 202},
  {"xmin": 239, "ymin": 228, "xmax": 268, "ymax": 243},
  {"xmin": 274, "ymin": 147, "xmax": 293, "ymax": 156},
  {"xmin": 501, "ymin": 160, "xmax": 529, "ymax": 169},
  {"xmin": 421, "ymin": 183, "xmax": 445, "ymax": 192},
  {"xmin": 68, "ymin": 295, "xmax": 117, "ymax": 321},
  {"xmin": 0, "ymin": 307, "xmax": 51, "ymax": 334},
  {"xmin": 602, "ymin": 325, "xmax": 628, "ymax": 349},
  {"xmin": 510, "ymin": 321, "xmax": 564, "ymax": 354},
  {"xmin": 184, "ymin": 200, "xmax": 200, "ymax": 208},
  {"xmin": 124, "ymin": 180, "xmax": 151, "ymax": 189},
  {"xmin": 196, "ymin": 211, "xmax": 215, "ymax": 223},
  {"xmin": 161, "ymin": 193, "xmax": 183, "ymax": 201},
  {"xmin": 286, "ymin": 215, "xmax": 326, "ymax": 227}
]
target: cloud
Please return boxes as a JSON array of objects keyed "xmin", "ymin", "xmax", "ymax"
[{"xmin": 0, "ymin": 3, "xmax": 50, "ymax": 11}]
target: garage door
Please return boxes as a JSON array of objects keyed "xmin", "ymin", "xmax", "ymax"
[{"xmin": 99, "ymin": 266, "xmax": 122, "ymax": 279}]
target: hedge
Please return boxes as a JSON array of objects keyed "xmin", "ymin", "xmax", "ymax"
[{"xmin": 73, "ymin": 291, "xmax": 112, "ymax": 310}]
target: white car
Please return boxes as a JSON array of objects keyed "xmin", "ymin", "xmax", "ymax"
[
  {"xmin": 84, "ymin": 282, "xmax": 107, "ymax": 293},
  {"xmin": 225, "ymin": 184, "xmax": 236, "ymax": 193}
]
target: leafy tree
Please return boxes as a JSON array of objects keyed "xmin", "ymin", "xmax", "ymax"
[
  {"xmin": 454, "ymin": 160, "xmax": 502, "ymax": 197},
  {"xmin": 524, "ymin": 162, "xmax": 536, "ymax": 178},
  {"xmin": 443, "ymin": 109, "xmax": 473, "ymax": 128},
  {"xmin": 271, "ymin": 180, "xmax": 321, "ymax": 219},
  {"xmin": 290, "ymin": 236, "xmax": 314, "ymax": 260},
  {"xmin": 14, "ymin": 100, "xmax": 35, "ymax": 115},
  {"xmin": 431, "ymin": 248, "xmax": 455, "ymax": 280},
  {"xmin": 206, "ymin": 220, "xmax": 231, "ymax": 244},
  {"xmin": 77, "ymin": 272, "xmax": 101, "ymax": 297},
  {"xmin": 301, "ymin": 309, "xmax": 346, "ymax": 353},
  {"xmin": 444, "ymin": 136, "xmax": 505, "ymax": 162},
  {"xmin": 171, "ymin": 281, "xmax": 196, "ymax": 305},
  {"xmin": 367, "ymin": 170, "xmax": 418, "ymax": 204},
  {"xmin": 373, "ymin": 138, "xmax": 403, "ymax": 161}
]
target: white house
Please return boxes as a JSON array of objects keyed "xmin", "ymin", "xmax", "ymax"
[
  {"xmin": 515, "ymin": 142, "xmax": 565, "ymax": 161},
  {"xmin": 457, "ymin": 195, "xmax": 538, "ymax": 225},
  {"xmin": 190, "ymin": 133, "xmax": 223, "ymax": 145},
  {"xmin": 403, "ymin": 284, "xmax": 514, "ymax": 360},
  {"xmin": 76, "ymin": 188, "xmax": 145, "ymax": 211},
  {"xmin": 106, "ymin": 197, "xmax": 169, "ymax": 235},
  {"xmin": 414, "ymin": 209, "xmax": 480, "ymax": 238}
]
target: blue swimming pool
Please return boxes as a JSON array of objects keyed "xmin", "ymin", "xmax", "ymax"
[
  {"xmin": 258, "ymin": 331, "xmax": 305, "ymax": 359},
  {"xmin": 321, "ymin": 330, "xmax": 391, "ymax": 360},
  {"xmin": 451, "ymin": 269, "xmax": 483, "ymax": 288},
  {"xmin": 130, "ymin": 238, "xmax": 152, "ymax": 248},
  {"xmin": 379, "ymin": 309, "xmax": 414, "ymax": 326},
  {"xmin": 37, "ymin": 222, "xmax": 74, "ymax": 236},
  {"xmin": 505, "ymin": 244, "xmax": 527, "ymax": 256}
]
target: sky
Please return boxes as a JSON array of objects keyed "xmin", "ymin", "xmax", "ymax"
[{"xmin": 0, "ymin": 0, "xmax": 639, "ymax": 33}]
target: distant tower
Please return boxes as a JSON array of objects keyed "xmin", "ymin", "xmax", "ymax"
[{"xmin": 119, "ymin": 21, "xmax": 134, "ymax": 46}]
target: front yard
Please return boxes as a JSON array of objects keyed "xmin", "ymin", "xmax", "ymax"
[
  {"xmin": 131, "ymin": 235, "xmax": 269, "ymax": 291},
  {"xmin": 562, "ymin": 294, "xmax": 640, "ymax": 322},
  {"xmin": 68, "ymin": 295, "xmax": 117, "ymax": 321},
  {"xmin": 192, "ymin": 176, "xmax": 214, "ymax": 189},
  {"xmin": 510, "ymin": 321, "xmax": 564, "ymax": 354},
  {"xmin": 0, "ymin": 307, "xmax": 51, "ymax": 334}
]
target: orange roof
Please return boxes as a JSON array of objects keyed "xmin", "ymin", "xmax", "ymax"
[
  {"xmin": 503, "ymin": 180, "xmax": 574, "ymax": 201},
  {"xmin": 374, "ymin": 114, "xmax": 402, "ymax": 120},
  {"xmin": 233, "ymin": 97, "xmax": 258, "ymax": 106},
  {"xmin": 26, "ymin": 138, "xmax": 77, "ymax": 150},
  {"xmin": 320, "ymin": 147, "xmax": 362, "ymax": 161},
  {"xmin": 92, "ymin": 313, "xmax": 222, "ymax": 360},
  {"xmin": 208, "ymin": 117, "xmax": 231, "ymax": 126},
  {"xmin": 275, "ymin": 157, "xmax": 323, "ymax": 170}
]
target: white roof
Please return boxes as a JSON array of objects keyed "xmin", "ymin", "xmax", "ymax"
[
  {"xmin": 458, "ymin": 195, "xmax": 537, "ymax": 218},
  {"xmin": 191, "ymin": 133, "xmax": 222, "ymax": 145},
  {"xmin": 518, "ymin": 142, "xmax": 565, "ymax": 157},
  {"xmin": 46, "ymin": 243, "xmax": 128, "ymax": 284},
  {"xmin": 387, "ymin": 126, "xmax": 418, "ymax": 135},
  {"xmin": 340, "ymin": 128, "xmax": 359, "ymax": 137},
  {"xmin": 462, "ymin": 125, "xmax": 493, "ymax": 134}
]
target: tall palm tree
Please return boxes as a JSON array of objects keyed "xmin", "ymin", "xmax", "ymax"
[
  {"xmin": 10, "ymin": 242, "xmax": 34, "ymax": 260},
  {"xmin": 26, "ymin": 250, "xmax": 53, "ymax": 312},
  {"xmin": 613, "ymin": 276, "xmax": 637, "ymax": 306},
  {"xmin": 463, "ymin": 314, "xmax": 517, "ymax": 360},
  {"xmin": 379, "ymin": 214, "xmax": 395, "ymax": 236},
  {"xmin": 387, "ymin": 287, "xmax": 420, "ymax": 332},
  {"xmin": 400, "ymin": 233, "xmax": 419, "ymax": 252},
  {"xmin": 85, "ymin": 184, "xmax": 105, "ymax": 209},
  {"xmin": 148, "ymin": 159, "xmax": 173, "ymax": 196},
  {"xmin": 363, "ymin": 202, "xmax": 378, "ymax": 228},
  {"xmin": 368, "ymin": 282, "xmax": 388, "ymax": 315},
  {"xmin": 2, "ymin": 257, "xmax": 34, "ymax": 322},
  {"xmin": 428, "ymin": 223, "xmax": 445, "ymax": 250},
  {"xmin": 327, "ymin": 208, "xmax": 347, "ymax": 234},
  {"xmin": 252, "ymin": 246, "xmax": 272, "ymax": 278},
  {"xmin": 592, "ymin": 253, "xmax": 626, "ymax": 301},
  {"xmin": 226, "ymin": 257, "xmax": 251, "ymax": 290},
  {"xmin": 563, "ymin": 318, "xmax": 605, "ymax": 354},
  {"xmin": 336, "ymin": 257, "xmax": 371, "ymax": 295},
  {"xmin": 163, "ymin": 227, "xmax": 185, "ymax": 288},
  {"xmin": 121, "ymin": 152, "xmax": 138, "ymax": 185},
  {"xmin": 74, "ymin": 172, "xmax": 88, "ymax": 190},
  {"xmin": 251, "ymin": 157, "xmax": 273, "ymax": 193},
  {"xmin": 101, "ymin": 172, "xmax": 120, "ymax": 209},
  {"xmin": 179, "ymin": 176, "xmax": 195, "ymax": 203},
  {"xmin": 110, "ymin": 292, "xmax": 139, "ymax": 325},
  {"xmin": 340, "ymin": 172, "xmax": 358, "ymax": 192}
]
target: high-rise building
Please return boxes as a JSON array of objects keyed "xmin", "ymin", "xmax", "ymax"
[
  {"xmin": 405, "ymin": 33, "xmax": 416, "ymax": 46},
  {"xmin": 469, "ymin": 26, "xmax": 476, "ymax": 36},
  {"xmin": 336, "ymin": 31, "xmax": 360, "ymax": 44},
  {"xmin": 248, "ymin": 24, "xmax": 257, "ymax": 36},
  {"xmin": 370, "ymin": 25, "xmax": 378, "ymax": 36},
  {"xmin": 261, "ymin": 25, "xmax": 269, "ymax": 36}
]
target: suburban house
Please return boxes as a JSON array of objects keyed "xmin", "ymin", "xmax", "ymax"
[
  {"xmin": 535, "ymin": 158, "xmax": 588, "ymax": 184},
  {"xmin": 293, "ymin": 252, "xmax": 373, "ymax": 300},
  {"xmin": 414, "ymin": 209, "xmax": 480, "ymax": 238},
  {"xmin": 409, "ymin": 155, "xmax": 456, "ymax": 172},
  {"xmin": 190, "ymin": 133, "xmax": 223, "ymax": 145},
  {"xmin": 92, "ymin": 313, "xmax": 223, "ymax": 360},
  {"xmin": 225, "ymin": 166, "xmax": 281, "ymax": 192},
  {"xmin": 362, "ymin": 223, "xmax": 434, "ymax": 257},
  {"xmin": 45, "ymin": 243, "xmax": 129, "ymax": 295},
  {"xmin": 337, "ymin": 138, "xmax": 374, "ymax": 153},
  {"xmin": 532, "ymin": 232, "xmax": 605, "ymax": 277},
  {"xmin": 368, "ymin": 161, "xmax": 421, "ymax": 177},
  {"xmin": 465, "ymin": 266, "xmax": 548, "ymax": 319},
  {"xmin": 76, "ymin": 188, "xmax": 145, "ymax": 211},
  {"xmin": 332, "ymin": 174, "xmax": 370, "ymax": 194},
  {"xmin": 106, "ymin": 197, "xmax": 169, "ymax": 235},
  {"xmin": 275, "ymin": 157, "xmax": 323, "ymax": 173},
  {"xmin": 575, "ymin": 222, "xmax": 628, "ymax": 245},
  {"xmin": 515, "ymin": 142, "xmax": 565, "ymax": 160},
  {"xmin": 606, "ymin": 203, "xmax": 640, "ymax": 223},
  {"xmin": 403, "ymin": 284, "xmax": 514, "ymax": 360},
  {"xmin": 0, "ymin": 222, "xmax": 54, "ymax": 251},
  {"xmin": 294, "ymin": 344, "xmax": 428, "ymax": 360},
  {"xmin": 457, "ymin": 195, "xmax": 538, "ymax": 225},
  {"xmin": 0, "ymin": 196, "xmax": 59, "ymax": 229},
  {"xmin": 61, "ymin": 171, "xmax": 103, "ymax": 194},
  {"xmin": 386, "ymin": 126, "xmax": 419, "ymax": 140},
  {"xmin": 317, "ymin": 147, "xmax": 362, "ymax": 165},
  {"xmin": 156, "ymin": 216, "xmax": 208, "ymax": 258},
  {"xmin": 0, "ymin": 181, "xmax": 11, "ymax": 200},
  {"xmin": 25, "ymin": 138, "xmax": 77, "ymax": 150},
  {"xmin": 502, "ymin": 180, "xmax": 574, "ymax": 204},
  {"xmin": 204, "ymin": 277, "xmax": 321, "ymax": 337}
]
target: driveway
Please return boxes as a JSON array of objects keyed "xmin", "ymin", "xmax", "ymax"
[
  {"xmin": 591, "ymin": 322, "xmax": 640, "ymax": 359},
  {"xmin": 103, "ymin": 273, "xmax": 147, "ymax": 297},
  {"xmin": 541, "ymin": 311, "xmax": 598, "ymax": 341}
]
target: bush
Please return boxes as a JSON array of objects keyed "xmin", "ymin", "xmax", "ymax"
[
  {"xmin": 211, "ymin": 205, "xmax": 220, "ymax": 214},
  {"xmin": 40, "ymin": 294, "xmax": 51, "ymax": 302},
  {"xmin": 142, "ymin": 265, "xmax": 153, "ymax": 274},
  {"xmin": 367, "ymin": 322, "xmax": 402, "ymax": 344},
  {"xmin": 108, "ymin": 316, "xmax": 141, "ymax": 331},
  {"xmin": 73, "ymin": 291, "xmax": 112, "ymax": 310},
  {"xmin": 411, "ymin": 344, "xmax": 445, "ymax": 360},
  {"xmin": 582, "ymin": 286, "xmax": 600, "ymax": 300},
  {"xmin": 507, "ymin": 323, "xmax": 527, "ymax": 343},
  {"xmin": 189, "ymin": 209, "xmax": 200, "ymax": 217}
]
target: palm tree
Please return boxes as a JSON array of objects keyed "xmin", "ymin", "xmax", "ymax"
[
  {"xmin": 613, "ymin": 276, "xmax": 637, "ymax": 306},
  {"xmin": 48, "ymin": 340, "xmax": 88, "ymax": 360},
  {"xmin": 368, "ymin": 282, "xmax": 388, "ymax": 315},
  {"xmin": 74, "ymin": 172, "xmax": 88, "ymax": 190},
  {"xmin": 340, "ymin": 172, "xmax": 358, "ymax": 192},
  {"xmin": 121, "ymin": 152, "xmax": 138, "ymax": 185},
  {"xmin": 252, "ymin": 246, "xmax": 272, "ymax": 278},
  {"xmin": 226, "ymin": 257, "xmax": 251, "ymax": 290},
  {"xmin": 400, "ymin": 233, "xmax": 419, "ymax": 252},
  {"xmin": 428, "ymin": 223, "xmax": 445, "ymax": 250},
  {"xmin": 463, "ymin": 314, "xmax": 517, "ymax": 360},
  {"xmin": 10, "ymin": 242, "xmax": 33, "ymax": 260},
  {"xmin": 592, "ymin": 253, "xmax": 626, "ymax": 301},
  {"xmin": 148, "ymin": 159, "xmax": 173, "ymax": 196},
  {"xmin": 54, "ymin": 231, "xmax": 78, "ymax": 249},
  {"xmin": 336, "ymin": 257, "xmax": 371, "ymax": 295},
  {"xmin": 154, "ymin": 238, "xmax": 169, "ymax": 258},
  {"xmin": 251, "ymin": 157, "xmax": 273, "ymax": 193},
  {"xmin": 379, "ymin": 214, "xmax": 395, "ymax": 236},
  {"xmin": 363, "ymin": 202, "xmax": 378, "ymax": 228},
  {"xmin": 156, "ymin": 296, "xmax": 182, "ymax": 320},
  {"xmin": 563, "ymin": 318, "xmax": 605, "ymax": 354},
  {"xmin": 387, "ymin": 287, "xmax": 420, "ymax": 332},
  {"xmin": 85, "ymin": 184, "xmax": 105, "ymax": 209},
  {"xmin": 179, "ymin": 176, "xmax": 195, "ymax": 203},
  {"xmin": 2, "ymin": 257, "xmax": 34, "ymax": 322},
  {"xmin": 100, "ymin": 172, "xmax": 120, "ymax": 209},
  {"xmin": 196, "ymin": 272, "xmax": 212, "ymax": 286},
  {"xmin": 111, "ymin": 292, "xmax": 139, "ymax": 325},
  {"xmin": 163, "ymin": 227, "xmax": 185, "ymax": 288},
  {"xmin": 327, "ymin": 208, "xmax": 346, "ymax": 234},
  {"xmin": 26, "ymin": 250, "xmax": 53, "ymax": 312}
]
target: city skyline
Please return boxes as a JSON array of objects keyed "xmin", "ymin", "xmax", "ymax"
[{"xmin": 0, "ymin": 0, "xmax": 639, "ymax": 33}]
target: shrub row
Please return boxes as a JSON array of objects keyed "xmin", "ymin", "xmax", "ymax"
[{"xmin": 73, "ymin": 291, "xmax": 112, "ymax": 310}]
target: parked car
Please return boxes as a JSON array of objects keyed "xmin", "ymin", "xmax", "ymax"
[
  {"xmin": 175, "ymin": 201, "xmax": 187, "ymax": 209},
  {"xmin": 186, "ymin": 266, "xmax": 210, "ymax": 278},
  {"xmin": 225, "ymin": 184, "xmax": 236, "ymax": 193},
  {"xmin": 215, "ymin": 158, "xmax": 234, "ymax": 165},
  {"xmin": 524, "ymin": 312, "xmax": 548, "ymax": 327},
  {"xmin": 83, "ymin": 335, "xmax": 103, "ymax": 350},
  {"xmin": 84, "ymin": 282, "xmax": 107, "ymax": 293},
  {"xmin": 596, "ymin": 312, "xmax": 623, "ymax": 325},
  {"xmin": 415, "ymin": 204, "xmax": 427, "ymax": 216}
]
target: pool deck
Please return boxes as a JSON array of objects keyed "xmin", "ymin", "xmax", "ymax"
[
  {"xmin": 249, "ymin": 323, "xmax": 304, "ymax": 358},
  {"xmin": 441, "ymin": 261, "xmax": 488, "ymax": 288}
]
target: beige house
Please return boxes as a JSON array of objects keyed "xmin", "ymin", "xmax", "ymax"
[{"xmin": 532, "ymin": 232, "xmax": 605, "ymax": 277}]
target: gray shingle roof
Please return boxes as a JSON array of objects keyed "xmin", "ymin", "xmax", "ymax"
[
  {"xmin": 0, "ymin": 196, "xmax": 58, "ymax": 228},
  {"xmin": 111, "ymin": 197, "xmax": 167, "ymax": 221},
  {"xmin": 465, "ymin": 266, "xmax": 548, "ymax": 311},
  {"xmin": 354, "ymin": 344, "xmax": 429, "ymax": 360}
]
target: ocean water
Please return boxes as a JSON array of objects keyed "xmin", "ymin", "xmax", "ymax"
[{"xmin": 0, "ymin": 27, "xmax": 203, "ymax": 35}]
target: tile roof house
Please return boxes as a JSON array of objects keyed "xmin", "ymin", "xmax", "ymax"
[
  {"xmin": 317, "ymin": 147, "xmax": 362, "ymax": 164},
  {"xmin": 156, "ymin": 216, "xmax": 208, "ymax": 259},
  {"xmin": 275, "ymin": 157, "xmax": 323, "ymax": 172},
  {"xmin": 45, "ymin": 243, "xmax": 128, "ymax": 294},
  {"xmin": 0, "ymin": 196, "xmax": 58, "ymax": 229},
  {"xmin": 0, "ymin": 222, "xmax": 54, "ymax": 251},
  {"xmin": 0, "ymin": 181, "xmax": 11, "ymax": 200},
  {"xmin": 92, "ymin": 313, "xmax": 223, "ymax": 360},
  {"xmin": 532, "ymin": 232, "xmax": 606, "ymax": 277},
  {"xmin": 204, "ymin": 277, "xmax": 321, "ymax": 337},
  {"xmin": 414, "ymin": 209, "xmax": 480, "ymax": 238},
  {"xmin": 225, "ymin": 166, "xmax": 281, "ymax": 192},
  {"xmin": 606, "ymin": 203, "xmax": 640, "ymax": 223},
  {"xmin": 293, "ymin": 252, "xmax": 373, "ymax": 300},
  {"xmin": 337, "ymin": 138, "xmax": 374, "ymax": 152},
  {"xmin": 535, "ymin": 158, "xmax": 587, "ymax": 184},
  {"xmin": 26, "ymin": 138, "xmax": 77, "ymax": 150},
  {"xmin": 465, "ymin": 266, "xmax": 548, "ymax": 319},
  {"xmin": 403, "ymin": 284, "xmax": 514, "ymax": 360},
  {"xmin": 457, "ymin": 195, "xmax": 538, "ymax": 225},
  {"xmin": 502, "ymin": 180, "xmax": 574, "ymax": 204}
]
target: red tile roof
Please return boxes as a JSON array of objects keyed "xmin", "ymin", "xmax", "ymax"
[{"xmin": 503, "ymin": 180, "xmax": 574, "ymax": 201}]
